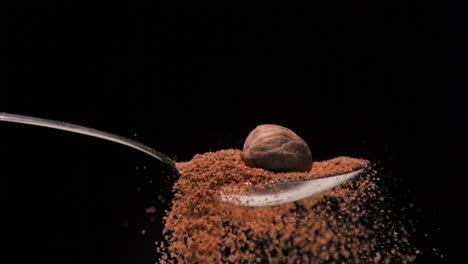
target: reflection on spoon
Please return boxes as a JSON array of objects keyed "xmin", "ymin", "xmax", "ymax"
[{"xmin": 0, "ymin": 112, "xmax": 365, "ymax": 207}]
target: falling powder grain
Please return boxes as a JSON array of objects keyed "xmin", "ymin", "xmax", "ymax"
[{"xmin": 158, "ymin": 149, "xmax": 418, "ymax": 263}]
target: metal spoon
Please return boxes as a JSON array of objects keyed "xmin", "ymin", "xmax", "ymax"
[{"xmin": 0, "ymin": 112, "xmax": 365, "ymax": 207}]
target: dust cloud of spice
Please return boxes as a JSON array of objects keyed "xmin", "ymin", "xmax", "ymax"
[{"xmin": 157, "ymin": 149, "xmax": 418, "ymax": 263}]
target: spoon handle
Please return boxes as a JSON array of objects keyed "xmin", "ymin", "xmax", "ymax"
[{"xmin": 0, "ymin": 112, "xmax": 179, "ymax": 175}]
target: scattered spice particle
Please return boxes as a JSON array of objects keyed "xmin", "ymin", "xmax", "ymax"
[{"xmin": 158, "ymin": 149, "xmax": 418, "ymax": 263}]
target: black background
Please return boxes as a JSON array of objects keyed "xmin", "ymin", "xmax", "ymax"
[{"xmin": 5, "ymin": 2, "xmax": 466, "ymax": 264}]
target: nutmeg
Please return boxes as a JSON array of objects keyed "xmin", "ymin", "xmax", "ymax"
[{"xmin": 242, "ymin": 124, "xmax": 312, "ymax": 172}]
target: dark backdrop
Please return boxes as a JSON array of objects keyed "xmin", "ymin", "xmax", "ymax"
[{"xmin": 5, "ymin": 2, "xmax": 466, "ymax": 264}]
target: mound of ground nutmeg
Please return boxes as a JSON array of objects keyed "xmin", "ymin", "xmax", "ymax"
[{"xmin": 157, "ymin": 149, "xmax": 417, "ymax": 263}]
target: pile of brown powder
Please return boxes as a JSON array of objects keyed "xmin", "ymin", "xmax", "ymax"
[{"xmin": 157, "ymin": 149, "xmax": 417, "ymax": 263}]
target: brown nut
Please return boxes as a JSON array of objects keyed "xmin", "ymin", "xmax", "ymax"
[{"xmin": 242, "ymin": 124, "xmax": 312, "ymax": 172}]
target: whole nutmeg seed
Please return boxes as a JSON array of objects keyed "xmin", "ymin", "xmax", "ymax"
[{"xmin": 242, "ymin": 124, "xmax": 313, "ymax": 172}]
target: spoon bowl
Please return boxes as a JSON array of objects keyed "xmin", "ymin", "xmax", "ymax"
[
  {"xmin": 0, "ymin": 112, "xmax": 365, "ymax": 207},
  {"xmin": 219, "ymin": 169, "xmax": 364, "ymax": 207}
]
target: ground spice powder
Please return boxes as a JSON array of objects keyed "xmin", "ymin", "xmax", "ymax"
[{"xmin": 157, "ymin": 149, "xmax": 417, "ymax": 263}]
